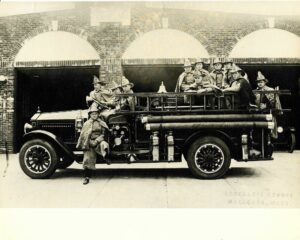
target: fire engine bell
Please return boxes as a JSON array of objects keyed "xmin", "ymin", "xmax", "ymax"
[{"xmin": 157, "ymin": 82, "xmax": 167, "ymax": 93}]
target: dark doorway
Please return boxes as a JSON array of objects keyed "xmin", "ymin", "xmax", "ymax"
[
  {"xmin": 122, "ymin": 65, "xmax": 182, "ymax": 92},
  {"xmin": 15, "ymin": 66, "xmax": 99, "ymax": 150}
]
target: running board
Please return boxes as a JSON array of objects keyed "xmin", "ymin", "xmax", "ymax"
[{"xmin": 236, "ymin": 157, "xmax": 274, "ymax": 162}]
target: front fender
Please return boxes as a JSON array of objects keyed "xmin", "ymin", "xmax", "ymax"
[{"xmin": 21, "ymin": 130, "xmax": 76, "ymax": 160}]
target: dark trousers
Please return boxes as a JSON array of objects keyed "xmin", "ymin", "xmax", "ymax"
[{"xmin": 84, "ymin": 168, "xmax": 92, "ymax": 178}]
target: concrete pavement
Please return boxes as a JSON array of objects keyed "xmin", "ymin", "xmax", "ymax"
[{"xmin": 0, "ymin": 152, "xmax": 299, "ymax": 208}]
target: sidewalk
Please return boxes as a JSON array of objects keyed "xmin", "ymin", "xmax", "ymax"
[{"xmin": 1, "ymin": 152, "xmax": 300, "ymax": 208}]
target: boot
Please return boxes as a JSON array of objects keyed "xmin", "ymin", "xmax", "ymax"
[
  {"xmin": 83, "ymin": 169, "xmax": 91, "ymax": 185},
  {"xmin": 103, "ymin": 149, "xmax": 111, "ymax": 165},
  {"xmin": 83, "ymin": 177, "xmax": 90, "ymax": 185}
]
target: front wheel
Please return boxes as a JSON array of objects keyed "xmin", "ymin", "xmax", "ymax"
[
  {"xmin": 19, "ymin": 139, "xmax": 58, "ymax": 179},
  {"xmin": 186, "ymin": 136, "xmax": 231, "ymax": 179}
]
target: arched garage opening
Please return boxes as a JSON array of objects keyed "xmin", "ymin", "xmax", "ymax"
[
  {"xmin": 229, "ymin": 28, "xmax": 300, "ymax": 148},
  {"xmin": 14, "ymin": 31, "xmax": 100, "ymax": 149},
  {"xmin": 122, "ymin": 28, "xmax": 210, "ymax": 92}
]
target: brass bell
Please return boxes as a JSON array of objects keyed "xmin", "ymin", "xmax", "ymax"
[{"xmin": 157, "ymin": 81, "xmax": 167, "ymax": 93}]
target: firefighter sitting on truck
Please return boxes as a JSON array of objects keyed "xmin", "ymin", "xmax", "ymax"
[
  {"xmin": 180, "ymin": 72, "xmax": 198, "ymax": 92},
  {"xmin": 180, "ymin": 72, "xmax": 197, "ymax": 104},
  {"xmin": 255, "ymin": 71, "xmax": 279, "ymax": 110},
  {"xmin": 222, "ymin": 58, "xmax": 249, "ymax": 84},
  {"xmin": 86, "ymin": 76, "xmax": 117, "ymax": 120},
  {"xmin": 210, "ymin": 58, "xmax": 225, "ymax": 83},
  {"xmin": 222, "ymin": 65, "xmax": 255, "ymax": 109},
  {"xmin": 193, "ymin": 58, "xmax": 215, "ymax": 93},
  {"xmin": 175, "ymin": 59, "xmax": 193, "ymax": 92},
  {"xmin": 111, "ymin": 76, "xmax": 135, "ymax": 111}
]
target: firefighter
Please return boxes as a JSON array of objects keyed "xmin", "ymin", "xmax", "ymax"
[
  {"xmin": 181, "ymin": 72, "xmax": 198, "ymax": 92},
  {"xmin": 255, "ymin": 71, "xmax": 276, "ymax": 109},
  {"xmin": 215, "ymin": 71, "xmax": 227, "ymax": 89},
  {"xmin": 223, "ymin": 58, "xmax": 234, "ymax": 87},
  {"xmin": 175, "ymin": 59, "xmax": 193, "ymax": 92},
  {"xmin": 193, "ymin": 58, "xmax": 213, "ymax": 89},
  {"xmin": 193, "ymin": 58, "xmax": 210, "ymax": 78},
  {"xmin": 223, "ymin": 58, "xmax": 249, "ymax": 85},
  {"xmin": 76, "ymin": 104, "xmax": 110, "ymax": 185},
  {"xmin": 86, "ymin": 75, "xmax": 115, "ymax": 107},
  {"xmin": 119, "ymin": 76, "xmax": 135, "ymax": 111},
  {"xmin": 222, "ymin": 65, "xmax": 255, "ymax": 109},
  {"xmin": 86, "ymin": 75, "xmax": 117, "ymax": 120},
  {"xmin": 210, "ymin": 57, "xmax": 226, "ymax": 86},
  {"xmin": 180, "ymin": 72, "xmax": 197, "ymax": 104}
]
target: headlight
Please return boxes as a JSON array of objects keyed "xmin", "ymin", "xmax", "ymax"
[
  {"xmin": 277, "ymin": 126, "xmax": 283, "ymax": 133},
  {"xmin": 75, "ymin": 118, "xmax": 83, "ymax": 132},
  {"xmin": 24, "ymin": 123, "xmax": 32, "ymax": 133}
]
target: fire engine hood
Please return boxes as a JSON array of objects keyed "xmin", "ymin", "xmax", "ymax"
[{"xmin": 31, "ymin": 109, "xmax": 88, "ymax": 121}]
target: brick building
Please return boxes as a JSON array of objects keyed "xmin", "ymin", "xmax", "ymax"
[{"xmin": 0, "ymin": 2, "xmax": 299, "ymax": 152}]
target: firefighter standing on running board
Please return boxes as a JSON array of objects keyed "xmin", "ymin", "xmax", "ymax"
[{"xmin": 76, "ymin": 104, "xmax": 110, "ymax": 185}]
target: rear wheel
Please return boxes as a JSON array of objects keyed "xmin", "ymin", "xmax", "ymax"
[
  {"xmin": 19, "ymin": 139, "xmax": 58, "ymax": 179},
  {"xmin": 186, "ymin": 136, "xmax": 231, "ymax": 179}
]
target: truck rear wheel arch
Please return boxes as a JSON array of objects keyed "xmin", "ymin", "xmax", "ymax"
[{"xmin": 183, "ymin": 130, "xmax": 236, "ymax": 160}]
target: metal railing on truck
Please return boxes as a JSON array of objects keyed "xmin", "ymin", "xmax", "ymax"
[{"xmin": 116, "ymin": 90, "xmax": 291, "ymax": 114}]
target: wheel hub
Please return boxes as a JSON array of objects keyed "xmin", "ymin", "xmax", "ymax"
[
  {"xmin": 194, "ymin": 144, "xmax": 224, "ymax": 174},
  {"xmin": 24, "ymin": 145, "xmax": 52, "ymax": 174}
]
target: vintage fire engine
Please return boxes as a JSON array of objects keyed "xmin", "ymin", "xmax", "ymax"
[{"xmin": 19, "ymin": 89, "xmax": 293, "ymax": 179}]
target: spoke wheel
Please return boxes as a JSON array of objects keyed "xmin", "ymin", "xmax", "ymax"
[
  {"xmin": 187, "ymin": 136, "xmax": 231, "ymax": 179},
  {"xmin": 24, "ymin": 145, "xmax": 52, "ymax": 174},
  {"xmin": 194, "ymin": 144, "xmax": 225, "ymax": 174},
  {"xmin": 19, "ymin": 139, "xmax": 58, "ymax": 179}
]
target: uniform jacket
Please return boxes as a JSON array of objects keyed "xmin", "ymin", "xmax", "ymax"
[
  {"xmin": 226, "ymin": 77, "xmax": 255, "ymax": 108},
  {"xmin": 180, "ymin": 80, "xmax": 198, "ymax": 92},
  {"xmin": 117, "ymin": 89, "xmax": 135, "ymax": 110},
  {"xmin": 193, "ymin": 69, "xmax": 213, "ymax": 89},
  {"xmin": 175, "ymin": 72, "xmax": 187, "ymax": 92},
  {"xmin": 236, "ymin": 77, "xmax": 255, "ymax": 107},
  {"xmin": 255, "ymin": 85, "xmax": 281, "ymax": 109},
  {"xmin": 76, "ymin": 118, "xmax": 109, "ymax": 150},
  {"xmin": 210, "ymin": 69, "xmax": 228, "ymax": 88},
  {"xmin": 89, "ymin": 88, "xmax": 116, "ymax": 107}
]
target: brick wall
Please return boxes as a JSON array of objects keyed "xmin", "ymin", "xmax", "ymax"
[{"xmin": 0, "ymin": 3, "xmax": 299, "ymax": 152}]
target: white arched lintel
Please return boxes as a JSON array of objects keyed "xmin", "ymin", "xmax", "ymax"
[
  {"xmin": 229, "ymin": 28, "xmax": 300, "ymax": 58},
  {"xmin": 122, "ymin": 28, "xmax": 210, "ymax": 61},
  {"xmin": 14, "ymin": 31, "xmax": 100, "ymax": 67}
]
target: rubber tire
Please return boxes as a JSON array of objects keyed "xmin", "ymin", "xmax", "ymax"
[
  {"xmin": 56, "ymin": 156, "xmax": 74, "ymax": 169},
  {"xmin": 186, "ymin": 136, "xmax": 231, "ymax": 179},
  {"xmin": 19, "ymin": 139, "xmax": 58, "ymax": 179},
  {"xmin": 288, "ymin": 132, "xmax": 296, "ymax": 153}
]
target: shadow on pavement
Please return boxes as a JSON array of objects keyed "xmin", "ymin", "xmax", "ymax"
[
  {"xmin": 53, "ymin": 167, "xmax": 259, "ymax": 179},
  {"xmin": 226, "ymin": 167, "xmax": 261, "ymax": 178},
  {"xmin": 53, "ymin": 168, "xmax": 192, "ymax": 179}
]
